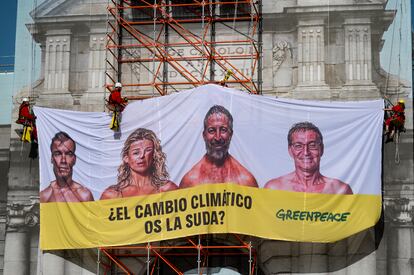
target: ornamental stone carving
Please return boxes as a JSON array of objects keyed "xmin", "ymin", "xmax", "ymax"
[
  {"xmin": 45, "ymin": 33, "xmax": 71, "ymax": 91},
  {"xmin": 297, "ymin": 21, "xmax": 327, "ymax": 86},
  {"xmin": 344, "ymin": 21, "xmax": 372, "ymax": 83},
  {"xmin": 6, "ymin": 196, "xmax": 40, "ymax": 231},
  {"xmin": 272, "ymin": 41, "xmax": 292, "ymax": 72},
  {"xmin": 89, "ymin": 35, "xmax": 106, "ymax": 89},
  {"xmin": 384, "ymin": 197, "xmax": 413, "ymax": 225}
]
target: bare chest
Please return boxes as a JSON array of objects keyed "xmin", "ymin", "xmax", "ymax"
[
  {"xmin": 121, "ymin": 185, "xmax": 157, "ymax": 197},
  {"xmin": 198, "ymin": 165, "xmax": 243, "ymax": 184},
  {"xmin": 52, "ymin": 187, "xmax": 82, "ymax": 202}
]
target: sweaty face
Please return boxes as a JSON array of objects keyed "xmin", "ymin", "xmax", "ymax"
[
  {"xmin": 51, "ymin": 140, "xmax": 76, "ymax": 180},
  {"xmin": 203, "ymin": 113, "xmax": 232, "ymax": 162},
  {"xmin": 124, "ymin": 139, "xmax": 154, "ymax": 175},
  {"xmin": 288, "ymin": 130, "xmax": 323, "ymax": 174}
]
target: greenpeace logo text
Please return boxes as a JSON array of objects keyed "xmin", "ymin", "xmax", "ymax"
[{"xmin": 276, "ymin": 209, "xmax": 350, "ymax": 222}]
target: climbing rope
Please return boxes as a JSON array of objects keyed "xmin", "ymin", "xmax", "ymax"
[
  {"xmin": 152, "ymin": 0, "xmax": 157, "ymax": 96},
  {"xmin": 393, "ymin": 0, "xmax": 404, "ymax": 164},
  {"xmin": 394, "ymin": 131, "xmax": 400, "ymax": 164}
]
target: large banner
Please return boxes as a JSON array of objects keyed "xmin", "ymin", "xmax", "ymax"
[{"xmin": 35, "ymin": 84, "xmax": 383, "ymax": 250}]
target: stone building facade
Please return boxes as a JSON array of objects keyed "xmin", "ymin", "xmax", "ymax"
[{"xmin": 1, "ymin": 0, "xmax": 412, "ymax": 274}]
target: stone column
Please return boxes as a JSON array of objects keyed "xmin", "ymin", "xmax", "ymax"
[
  {"xmin": 258, "ymin": 240, "xmax": 293, "ymax": 273},
  {"xmin": 88, "ymin": 33, "xmax": 106, "ymax": 91},
  {"xmin": 40, "ymin": 44, "xmax": 46, "ymax": 80},
  {"xmin": 294, "ymin": 19, "xmax": 329, "ymax": 98},
  {"xmin": 39, "ymin": 29, "xmax": 73, "ymax": 107},
  {"xmin": 344, "ymin": 18, "xmax": 373, "ymax": 84},
  {"xmin": 44, "ymin": 30, "xmax": 71, "ymax": 92},
  {"xmin": 341, "ymin": 17, "xmax": 379, "ymax": 98},
  {"xmin": 83, "ymin": 29, "xmax": 113, "ymax": 109},
  {"xmin": 3, "ymin": 197, "xmax": 39, "ymax": 275},
  {"xmin": 41, "ymin": 253, "xmax": 66, "ymax": 274},
  {"xmin": 297, "ymin": 243, "xmax": 328, "ymax": 273},
  {"xmin": 328, "ymin": 239, "xmax": 348, "ymax": 274},
  {"xmin": 385, "ymin": 198, "xmax": 414, "ymax": 275},
  {"xmin": 345, "ymin": 229, "xmax": 377, "ymax": 275},
  {"xmin": 297, "ymin": 19, "xmax": 326, "ymax": 86}
]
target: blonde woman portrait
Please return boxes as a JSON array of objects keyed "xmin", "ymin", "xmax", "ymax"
[{"xmin": 101, "ymin": 128, "xmax": 177, "ymax": 199}]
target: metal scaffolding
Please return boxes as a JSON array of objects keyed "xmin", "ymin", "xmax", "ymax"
[
  {"xmin": 105, "ymin": 0, "xmax": 262, "ymax": 97},
  {"xmin": 102, "ymin": 1, "xmax": 261, "ymax": 273},
  {"xmin": 98, "ymin": 234, "xmax": 257, "ymax": 274}
]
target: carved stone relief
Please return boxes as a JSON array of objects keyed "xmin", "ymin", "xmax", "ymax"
[
  {"xmin": 272, "ymin": 41, "xmax": 292, "ymax": 72},
  {"xmin": 6, "ymin": 197, "xmax": 39, "ymax": 232},
  {"xmin": 272, "ymin": 40, "xmax": 293, "ymax": 87}
]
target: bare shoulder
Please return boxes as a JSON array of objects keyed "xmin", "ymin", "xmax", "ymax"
[
  {"xmin": 324, "ymin": 177, "xmax": 353, "ymax": 195},
  {"xmin": 160, "ymin": 181, "xmax": 178, "ymax": 192},
  {"xmin": 179, "ymin": 159, "xmax": 204, "ymax": 188},
  {"xmin": 100, "ymin": 186, "xmax": 121, "ymax": 200},
  {"xmin": 40, "ymin": 184, "xmax": 53, "ymax": 203},
  {"xmin": 264, "ymin": 173, "xmax": 294, "ymax": 190},
  {"xmin": 228, "ymin": 156, "xmax": 258, "ymax": 187},
  {"xmin": 179, "ymin": 172, "xmax": 198, "ymax": 188},
  {"xmin": 73, "ymin": 181, "xmax": 94, "ymax": 201}
]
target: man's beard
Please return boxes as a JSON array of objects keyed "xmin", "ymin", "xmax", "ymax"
[{"xmin": 205, "ymin": 138, "xmax": 230, "ymax": 164}]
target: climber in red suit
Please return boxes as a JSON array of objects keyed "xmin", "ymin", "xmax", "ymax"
[
  {"xmin": 16, "ymin": 98, "xmax": 34, "ymax": 125},
  {"xmin": 108, "ymin": 82, "xmax": 127, "ymax": 112},
  {"xmin": 384, "ymin": 99, "xmax": 405, "ymax": 143}
]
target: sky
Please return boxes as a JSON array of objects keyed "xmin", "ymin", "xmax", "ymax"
[
  {"xmin": 380, "ymin": 0, "xmax": 412, "ymax": 83},
  {"xmin": 0, "ymin": 0, "xmax": 17, "ymax": 72}
]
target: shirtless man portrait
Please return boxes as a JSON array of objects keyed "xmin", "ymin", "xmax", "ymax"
[
  {"xmin": 40, "ymin": 132, "xmax": 94, "ymax": 203},
  {"xmin": 264, "ymin": 122, "xmax": 353, "ymax": 194},
  {"xmin": 180, "ymin": 105, "xmax": 258, "ymax": 188}
]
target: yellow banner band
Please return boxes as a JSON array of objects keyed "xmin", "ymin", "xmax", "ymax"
[{"xmin": 40, "ymin": 184, "xmax": 381, "ymax": 250}]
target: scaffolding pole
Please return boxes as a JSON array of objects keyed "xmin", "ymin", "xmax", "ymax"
[
  {"xmin": 99, "ymin": 234, "xmax": 256, "ymax": 274},
  {"xmin": 106, "ymin": 0, "xmax": 261, "ymax": 96}
]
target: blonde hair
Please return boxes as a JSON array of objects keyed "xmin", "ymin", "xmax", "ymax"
[{"xmin": 116, "ymin": 128, "xmax": 169, "ymax": 190}]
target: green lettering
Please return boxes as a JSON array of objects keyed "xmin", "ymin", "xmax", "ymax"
[
  {"xmin": 276, "ymin": 209, "xmax": 286, "ymax": 221},
  {"xmin": 300, "ymin": 211, "xmax": 306, "ymax": 221},
  {"xmin": 293, "ymin": 211, "xmax": 300, "ymax": 220},
  {"xmin": 320, "ymin": 212, "xmax": 328, "ymax": 222},
  {"xmin": 341, "ymin": 212, "xmax": 351, "ymax": 221},
  {"xmin": 314, "ymin": 212, "xmax": 321, "ymax": 221}
]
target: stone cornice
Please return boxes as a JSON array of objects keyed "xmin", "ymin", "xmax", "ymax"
[
  {"xmin": 27, "ymin": 14, "xmax": 108, "ymax": 32},
  {"xmin": 285, "ymin": 3, "xmax": 387, "ymax": 14},
  {"xmin": 27, "ymin": 17, "xmax": 107, "ymax": 44},
  {"xmin": 30, "ymin": 0, "xmax": 67, "ymax": 19},
  {"xmin": 263, "ymin": 5, "xmax": 394, "ymax": 31}
]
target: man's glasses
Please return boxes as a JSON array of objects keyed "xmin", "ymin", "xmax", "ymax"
[{"xmin": 290, "ymin": 141, "xmax": 321, "ymax": 151}]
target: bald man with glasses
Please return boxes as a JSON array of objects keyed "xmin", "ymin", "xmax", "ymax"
[{"xmin": 264, "ymin": 122, "xmax": 353, "ymax": 194}]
